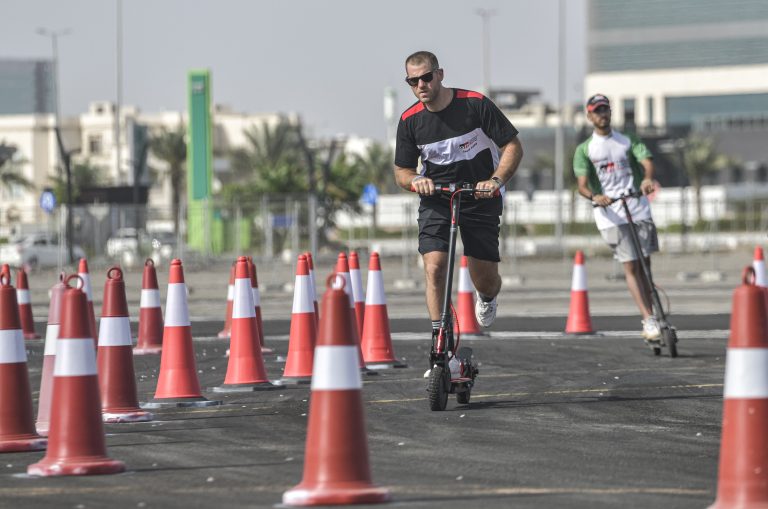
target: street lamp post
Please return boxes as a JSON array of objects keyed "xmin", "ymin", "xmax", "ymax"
[
  {"xmin": 475, "ymin": 8, "xmax": 497, "ymax": 95},
  {"xmin": 36, "ymin": 27, "xmax": 70, "ymax": 271}
]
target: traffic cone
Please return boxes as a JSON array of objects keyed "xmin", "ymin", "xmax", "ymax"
[
  {"xmin": 281, "ymin": 255, "xmax": 318, "ymax": 384},
  {"xmin": 565, "ymin": 251, "xmax": 595, "ymax": 335},
  {"xmin": 333, "ymin": 253, "xmax": 368, "ymax": 371},
  {"xmin": 98, "ymin": 267, "xmax": 153, "ymax": 422},
  {"xmin": 0, "ymin": 271, "xmax": 46, "ymax": 452},
  {"xmin": 215, "ymin": 256, "xmax": 274, "ymax": 392},
  {"xmin": 754, "ymin": 247, "xmax": 767, "ymax": 288},
  {"xmin": 454, "ymin": 256, "xmax": 484, "ymax": 337},
  {"xmin": 16, "ymin": 268, "xmax": 40, "ymax": 340},
  {"xmin": 709, "ymin": 266, "xmax": 768, "ymax": 508},
  {"xmin": 217, "ymin": 262, "xmax": 235, "ymax": 339},
  {"xmin": 36, "ymin": 273, "xmax": 66, "ymax": 436},
  {"xmin": 349, "ymin": 251, "xmax": 366, "ymax": 335},
  {"xmin": 78, "ymin": 258, "xmax": 98, "ymax": 348},
  {"xmin": 247, "ymin": 257, "xmax": 271, "ymax": 353},
  {"xmin": 306, "ymin": 252, "xmax": 319, "ymax": 324},
  {"xmin": 27, "ymin": 275, "xmax": 125, "ymax": 476},
  {"xmin": 135, "ymin": 258, "xmax": 163, "ymax": 355},
  {"xmin": 145, "ymin": 259, "xmax": 221, "ymax": 408},
  {"xmin": 282, "ymin": 277, "xmax": 390, "ymax": 507},
  {"xmin": 361, "ymin": 252, "xmax": 405, "ymax": 369}
]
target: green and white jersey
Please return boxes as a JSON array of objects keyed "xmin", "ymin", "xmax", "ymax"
[{"xmin": 573, "ymin": 129, "xmax": 653, "ymax": 230}]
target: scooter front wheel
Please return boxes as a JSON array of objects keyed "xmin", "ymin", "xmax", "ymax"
[{"xmin": 428, "ymin": 365, "xmax": 449, "ymax": 411}]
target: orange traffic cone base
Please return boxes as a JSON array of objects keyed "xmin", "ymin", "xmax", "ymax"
[
  {"xmin": 0, "ymin": 434, "xmax": 46, "ymax": 452},
  {"xmin": 133, "ymin": 346, "xmax": 162, "ymax": 355},
  {"xmin": 142, "ymin": 397, "xmax": 222, "ymax": 409},
  {"xmin": 279, "ymin": 375, "xmax": 312, "ymax": 385},
  {"xmin": 27, "ymin": 457, "xmax": 125, "ymax": 477},
  {"xmin": 103, "ymin": 409, "xmax": 153, "ymax": 423},
  {"xmin": 212, "ymin": 382, "xmax": 277, "ymax": 393},
  {"xmin": 283, "ymin": 483, "xmax": 390, "ymax": 506}
]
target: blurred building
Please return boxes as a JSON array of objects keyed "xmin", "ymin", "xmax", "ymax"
[
  {"xmin": 0, "ymin": 59, "xmax": 55, "ymax": 115},
  {"xmin": 585, "ymin": 0, "xmax": 768, "ymax": 172},
  {"xmin": 0, "ymin": 101, "xmax": 289, "ymax": 236}
]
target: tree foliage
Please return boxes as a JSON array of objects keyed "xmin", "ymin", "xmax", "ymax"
[
  {"xmin": 149, "ymin": 125, "xmax": 187, "ymax": 234},
  {"xmin": 679, "ymin": 134, "xmax": 732, "ymax": 221},
  {"xmin": 0, "ymin": 142, "xmax": 34, "ymax": 194}
]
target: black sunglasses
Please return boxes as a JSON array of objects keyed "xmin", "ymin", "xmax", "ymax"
[{"xmin": 405, "ymin": 69, "xmax": 439, "ymax": 87}]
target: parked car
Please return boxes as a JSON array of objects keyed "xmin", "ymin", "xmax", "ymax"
[
  {"xmin": 106, "ymin": 228, "xmax": 148, "ymax": 259},
  {"xmin": 0, "ymin": 233, "xmax": 85, "ymax": 269}
]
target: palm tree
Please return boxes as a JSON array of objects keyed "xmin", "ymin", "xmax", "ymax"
[
  {"xmin": 150, "ymin": 126, "xmax": 187, "ymax": 235},
  {"xmin": 49, "ymin": 160, "xmax": 103, "ymax": 204},
  {"xmin": 226, "ymin": 119, "xmax": 304, "ymax": 197},
  {"xmin": 679, "ymin": 134, "xmax": 731, "ymax": 222},
  {"xmin": 0, "ymin": 142, "xmax": 34, "ymax": 193}
]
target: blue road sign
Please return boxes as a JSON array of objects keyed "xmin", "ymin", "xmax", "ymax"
[
  {"xmin": 40, "ymin": 190, "xmax": 56, "ymax": 214},
  {"xmin": 361, "ymin": 184, "xmax": 378, "ymax": 206}
]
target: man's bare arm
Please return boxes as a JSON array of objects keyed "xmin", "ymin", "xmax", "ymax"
[
  {"xmin": 475, "ymin": 136, "xmax": 523, "ymax": 198},
  {"xmin": 394, "ymin": 165, "xmax": 434, "ymax": 195}
]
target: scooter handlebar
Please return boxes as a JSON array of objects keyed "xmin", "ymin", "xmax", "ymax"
[
  {"xmin": 592, "ymin": 189, "xmax": 644, "ymax": 207},
  {"xmin": 409, "ymin": 182, "xmax": 500, "ymax": 197}
]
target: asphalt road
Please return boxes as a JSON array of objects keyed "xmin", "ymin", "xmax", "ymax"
[{"xmin": 2, "ymin": 314, "xmax": 730, "ymax": 509}]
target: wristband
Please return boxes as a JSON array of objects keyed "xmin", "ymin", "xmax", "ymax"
[{"xmin": 490, "ymin": 176, "xmax": 504, "ymax": 188}]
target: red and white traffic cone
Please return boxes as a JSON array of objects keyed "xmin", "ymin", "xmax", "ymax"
[
  {"xmin": 349, "ymin": 251, "xmax": 365, "ymax": 335},
  {"xmin": 281, "ymin": 255, "xmax": 318, "ymax": 384},
  {"xmin": 333, "ymin": 253, "xmax": 368, "ymax": 372},
  {"xmin": 135, "ymin": 258, "xmax": 163, "ymax": 355},
  {"xmin": 247, "ymin": 257, "xmax": 271, "ymax": 353},
  {"xmin": 217, "ymin": 262, "xmax": 235, "ymax": 339},
  {"xmin": 98, "ymin": 267, "xmax": 153, "ymax": 422},
  {"xmin": 454, "ymin": 256, "xmax": 484, "ymax": 337},
  {"xmin": 27, "ymin": 275, "xmax": 125, "ymax": 476},
  {"xmin": 36, "ymin": 273, "xmax": 66, "ymax": 436},
  {"xmin": 78, "ymin": 258, "xmax": 98, "ymax": 348},
  {"xmin": 215, "ymin": 257, "xmax": 274, "ymax": 392},
  {"xmin": 361, "ymin": 252, "xmax": 405, "ymax": 369},
  {"xmin": 754, "ymin": 246, "xmax": 767, "ymax": 288},
  {"xmin": 306, "ymin": 252, "xmax": 319, "ymax": 324},
  {"xmin": 565, "ymin": 251, "xmax": 595, "ymax": 335},
  {"xmin": 16, "ymin": 268, "xmax": 40, "ymax": 340},
  {"xmin": 709, "ymin": 267, "xmax": 768, "ymax": 508},
  {"xmin": 0, "ymin": 271, "xmax": 46, "ymax": 452},
  {"xmin": 146, "ymin": 259, "xmax": 221, "ymax": 408},
  {"xmin": 282, "ymin": 276, "xmax": 390, "ymax": 507}
]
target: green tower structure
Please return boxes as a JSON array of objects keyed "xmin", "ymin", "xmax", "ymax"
[{"xmin": 186, "ymin": 69, "xmax": 223, "ymax": 253}]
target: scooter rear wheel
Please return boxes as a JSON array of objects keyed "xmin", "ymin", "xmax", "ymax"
[
  {"xmin": 428, "ymin": 366, "xmax": 449, "ymax": 411},
  {"xmin": 456, "ymin": 388, "xmax": 471, "ymax": 405},
  {"xmin": 663, "ymin": 328, "xmax": 678, "ymax": 358}
]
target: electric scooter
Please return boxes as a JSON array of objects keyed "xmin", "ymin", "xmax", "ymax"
[
  {"xmin": 413, "ymin": 182, "xmax": 490, "ymax": 410},
  {"xmin": 600, "ymin": 190, "xmax": 679, "ymax": 357}
]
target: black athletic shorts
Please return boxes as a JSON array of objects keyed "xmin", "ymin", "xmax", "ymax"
[{"xmin": 417, "ymin": 199, "xmax": 501, "ymax": 262}]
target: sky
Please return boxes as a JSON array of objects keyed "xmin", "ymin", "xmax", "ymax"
[{"xmin": 4, "ymin": 0, "xmax": 587, "ymax": 141}]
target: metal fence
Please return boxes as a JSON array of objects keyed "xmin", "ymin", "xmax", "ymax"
[{"xmin": 2, "ymin": 188, "xmax": 767, "ymax": 271}]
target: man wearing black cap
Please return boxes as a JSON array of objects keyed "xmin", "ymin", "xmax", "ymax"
[{"xmin": 573, "ymin": 94, "xmax": 661, "ymax": 342}]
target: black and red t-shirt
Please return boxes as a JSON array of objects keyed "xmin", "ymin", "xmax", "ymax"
[{"xmin": 395, "ymin": 89, "xmax": 518, "ymax": 215}]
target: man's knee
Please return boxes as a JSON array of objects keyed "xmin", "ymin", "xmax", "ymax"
[{"xmin": 424, "ymin": 259, "xmax": 446, "ymax": 285}]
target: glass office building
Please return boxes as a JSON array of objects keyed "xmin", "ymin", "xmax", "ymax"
[
  {"xmin": 0, "ymin": 59, "xmax": 55, "ymax": 115},
  {"xmin": 586, "ymin": 0, "xmax": 768, "ymax": 130}
]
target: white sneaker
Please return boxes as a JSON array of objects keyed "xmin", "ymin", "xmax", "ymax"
[
  {"xmin": 475, "ymin": 292, "xmax": 497, "ymax": 327},
  {"xmin": 423, "ymin": 368, "xmax": 432, "ymax": 378},
  {"xmin": 642, "ymin": 316, "xmax": 661, "ymax": 341}
]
